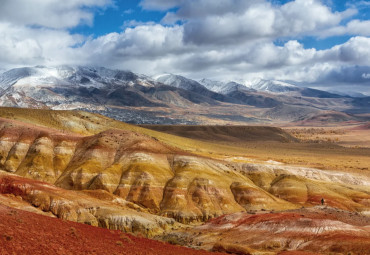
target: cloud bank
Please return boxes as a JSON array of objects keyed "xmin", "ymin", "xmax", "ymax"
[{"xmin": 0, "ymin": 0, "xmax": 369, "ymax": 93}]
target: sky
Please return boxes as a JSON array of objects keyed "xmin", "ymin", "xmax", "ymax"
[{"xmin": 1, "ymin": 0, "xmax": 370, "ymax": 94}]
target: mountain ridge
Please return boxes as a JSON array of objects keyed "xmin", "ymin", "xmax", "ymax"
[{"xmin": 0, "ymin": 65, "xmax": 369, "ymax": 125}]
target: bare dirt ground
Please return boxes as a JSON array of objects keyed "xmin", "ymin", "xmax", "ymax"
[{"xmin": 0, "ymin": 204, "xmax": 227, "ymax": 255}]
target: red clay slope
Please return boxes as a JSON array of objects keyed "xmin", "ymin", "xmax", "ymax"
[
  {"xmin": 191, "ymin": 208, "xmax": 370, "ymax": 254},
  {"xmin": 0, "ymin": 205, "xmax": 226, "ymax": 255}
]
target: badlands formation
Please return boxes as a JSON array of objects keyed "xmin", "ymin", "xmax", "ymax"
[
  {"xmin": 0, "ymin": 107, "xmax": 369, "ymax": 254},
  {"xmin": 0, "ymin": 204, "xmax": 226, "ymax": 255}
]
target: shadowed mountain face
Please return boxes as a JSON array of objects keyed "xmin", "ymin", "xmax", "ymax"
[
  {"xmin": 0, "ymin": 66, "xmax": 369, "ymax": 124},
  {"xmin": 226, "ymin": 90, "xmax": 282, "ymax": 108},
  {"xmin": 140, "ymin": 125, "xmax": 298, "ymax": 143}
]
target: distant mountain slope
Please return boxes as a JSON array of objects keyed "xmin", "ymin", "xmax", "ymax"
[
  {"xmin": 300, "ymin": 88, "xmax": 345, "ymax": 98},
  {"xmin": 155, "ymin": 75, "xmax": 293, "ymax": 108},
  {"xmin": 350, "ymin": 96, "xmax": 370, "ymax": 113},
  {"xmin": 0, "ymin": 66, "xmax": 153, "ymax": 89},
  {"xmin": 154, "ymin": 74, "xmax": 240, "ymax": 104},
  {"xmin": 0, "ymin": 66, "xmax": 227, "ymax": 112},
  {"xmin": 0, "ymin": 66, "xmax": 369, "ymax": 124},
  {"xmin": 155, "ymin": 74, "xmax": 204, "ymax": 91},
  {"xmin": 247, "ymin": 80, "xmax": 345, "ymax": 99}
]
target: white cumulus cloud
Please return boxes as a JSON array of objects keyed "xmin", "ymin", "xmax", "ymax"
[{"xmin": 0, "ymin": 0, "xmax": 369, "ymax": 93}]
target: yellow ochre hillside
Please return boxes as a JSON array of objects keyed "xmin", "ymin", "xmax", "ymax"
[{"xmin": 0, "ymin": 107, "xmax": 369, "ymax": 225}]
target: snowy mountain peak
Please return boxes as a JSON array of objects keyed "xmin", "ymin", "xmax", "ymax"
[
  {"xmin": 0, "ymin": 67, "xmax": 38, "ymax": 89},
  {"xmin": 0, "ymin": 66, "xmax": 155, "ymax": 90},
  {"xmin": 247, "ymin": 79, "xmax": 300, "ymax": 93},
  {"xmin": 154, "ymin": 73, "xmax": 206, "ymax": 91},
  {"xmin": 199, "ymin": 78, "xmax": 253, "ymax": 94},
  {"xmin": 198, "ymin": 78, "xmax": 224, "ymax": 92}
]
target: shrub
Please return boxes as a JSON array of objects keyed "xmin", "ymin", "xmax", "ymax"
[
  {"xmin": 70, "ymin": 227, "xmax": 78, "ymax": 237},
  {"xmin": 3, "ymin": 234, "xmax": 13, "ymax": 241},
  {"xmin": 120, "ymin": 234, "xmax": 133, "ymax": 243}
]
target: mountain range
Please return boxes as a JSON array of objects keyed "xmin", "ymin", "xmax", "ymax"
[{"xmin": 0, "ymin": 65, "xmax": 369, "ymax": 124}]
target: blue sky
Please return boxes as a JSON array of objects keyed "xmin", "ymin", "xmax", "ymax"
[
  {"xmin": 70, "ymin": 0, "xmax": 370, "ymax": 50},
  {"xmin": 70, "ymin": 1, "xmax": 166, "ymax": 37},
  {"xmin": 1, "ymin": 0, "xmax": 370, "ymax": 94}
]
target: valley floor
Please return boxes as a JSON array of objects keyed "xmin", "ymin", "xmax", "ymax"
[{"xmin": 143, "ymin": 123, "xmax": 370, "ymax": 175}]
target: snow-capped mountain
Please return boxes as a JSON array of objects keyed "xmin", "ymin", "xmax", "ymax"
[
  {"xmin": 0, "ymin": 67, "xmax": 39, "ymax": 89},
  {"xmin": 0, "ymin": 66, "xmax": 164, "ymax": 111},
  {"xmin": 247, "ymin": 79, "xmax": 300, "ymax": 93},
  {"xmin": 0, "ymin": 66, "xmax": 236, "ymax": 123},
  {"xmin": 0, "ymin": 65, "xmax": 368, "ymax": 124},
  {"xmin": 153, "ymin": 73, "xmax": 242, "ymax": 103},
  {"xmin": 199, "ymin": 78, "xmax": 254, "ymax": 94},
  {"xmin": 154, "ymin": 73, "xmax": 206, "ymax": 92},
  {"xmin": 0, "ymin": 65, "xmax": 155, "ymax": 90}
]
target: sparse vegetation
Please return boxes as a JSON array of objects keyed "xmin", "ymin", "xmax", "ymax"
[
  {"xmin": 70, "ymin": 227, "xmax": 78, "ymax": 238},
  {"xmin": 288, "ymin": 127, "xmax": 346, "ymax": 143},
  {"xmin": 3, "ymin": 234, "xmax": 13, "ymax": 241},
  {"xmin": 120, "ymin": 233, "xmax": 133, "ymax": 243}
]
